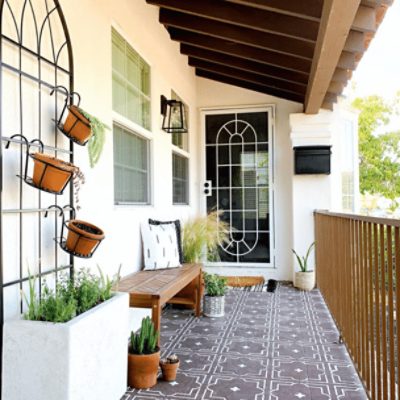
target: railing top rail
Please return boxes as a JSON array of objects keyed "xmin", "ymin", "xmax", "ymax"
[{"xmin": 315, "ymin": 209, "xmax": 400, "ymax": 227}]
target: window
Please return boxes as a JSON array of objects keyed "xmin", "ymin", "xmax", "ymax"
[
  {"xmin": 171, "ymin": 90, "xmax": 189, "ymax": 151},
  {"xmin": 112, "ymin": 29, "xmax": 151, "ymax": 130},
  {"xmin": 341, "ymin": 120, "xmax": 355, "ymax": 212},
  {"xmin": 113, "ymin": 124, "xmax": 150, "ymax": 204},
  {"xmin": 172, "ymin": 153, "xmax": 189, "ymax": 205}
]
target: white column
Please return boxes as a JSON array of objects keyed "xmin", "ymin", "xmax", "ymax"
[{"xmin": 289, "ymin": 111, "xmax": 334, "ymax": 280}]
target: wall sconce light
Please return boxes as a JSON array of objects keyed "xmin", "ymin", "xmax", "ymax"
[{"xmin": 161, "ymin": 95, "xmax": 188, "ymax": 133}]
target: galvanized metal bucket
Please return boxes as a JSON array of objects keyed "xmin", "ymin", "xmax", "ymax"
[{"xmin": 203, "ymin": 295, "xmax": 225, "ymax": 317}]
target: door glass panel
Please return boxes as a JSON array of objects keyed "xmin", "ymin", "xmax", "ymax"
[{"xmin": 205, "ymin": 111, "xmax": 271, "ymax": 264}]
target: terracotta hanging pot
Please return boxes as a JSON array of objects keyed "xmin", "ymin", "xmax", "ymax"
[
  {"xmin": 62, "ymin": 105, "xmax": 92, "ymax": 145},
  {"xmin": 31, "ymin": 153, "xmax": 77, "ymax": 194},
  {"xmin": 127, "ymin": 350, "xmax": 160, "ymax": 389},
  {"xmin": 160, "ymin": 360, "xmax": 179, "ymax": 382},
  {"xmin": 65, "ymin": 220, "xmax": 105, "ymax": 257}
]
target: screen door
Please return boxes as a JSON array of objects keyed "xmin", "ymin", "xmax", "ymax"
[{"xmin": 204, "ymin": 110, "xmax": 273, "ymax": 266}]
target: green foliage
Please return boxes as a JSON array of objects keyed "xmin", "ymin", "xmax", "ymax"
[
  {"xmin": 129, "ymin": 317, "xmax": 159, "ymax": 355},
  {"xmin": 78, "ymin": 108, "xmax": 110, "ymax": 168},
  {"xmin": 352, "ymin": 94, "xmax": 400, "ymax": 210},
  {"xmin": 203, "ymin": 272, "xmax": 227, "ymax": 297},
  {"xmin": 182, "ymin": 211, "xmax": 230, "ymax": 263},
  {"xmin": 292, "ymin": 242, "xmax": 315, "ymax": 273},
  {"xmin": 23, "ymin": 267, "xmax": 120, "ymax": 323}
]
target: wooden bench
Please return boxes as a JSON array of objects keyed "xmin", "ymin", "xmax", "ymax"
[{"xmin": 117, "ymin": 263, "xmax": 202, "ymax": 335}]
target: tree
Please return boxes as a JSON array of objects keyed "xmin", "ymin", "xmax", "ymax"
[{"xmin": 352, "ymin": 94, "xmax": 400, "ymax": 210}]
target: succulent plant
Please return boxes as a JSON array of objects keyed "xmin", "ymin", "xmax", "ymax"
[{"xmin": 129, "ymin": 317, "xmax": 159, "ymax": 355}]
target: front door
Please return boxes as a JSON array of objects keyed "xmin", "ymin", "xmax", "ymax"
[{"xmin": 204, "ymin": 108, "xmax": 273, "ymax": 267}]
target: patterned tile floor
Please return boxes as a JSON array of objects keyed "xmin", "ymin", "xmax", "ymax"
[{"xmin": 122, "ymin": 284, "xmax": 367, "ymax": 400}]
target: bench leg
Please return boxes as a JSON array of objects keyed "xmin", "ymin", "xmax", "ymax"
[
  {"xmin": 151, "ymin": 298, "xmax": 161, "ymax": 344},
  {"xmin": 195, "ymin": 272, "xmax": 202, "ymax": 317}
]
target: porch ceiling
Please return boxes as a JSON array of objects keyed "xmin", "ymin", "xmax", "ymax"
[{"xmin": 146, "ymin": 0, "xmax": 393, "ymax": 113}]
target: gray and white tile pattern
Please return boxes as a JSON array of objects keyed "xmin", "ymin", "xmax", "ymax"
[{"xmin": 122, "ymin": 284, "xmax": 367, "ymax": 400}]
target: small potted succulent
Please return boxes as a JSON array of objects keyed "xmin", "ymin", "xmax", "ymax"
[
  {"xmin": 293, "ymin": 242, "xmax": 315, "ymax": 291},
  {"xmin": 128, "ymin": 317, "xmax": 160, "ymax": 389},
  {"xmin": 203, "ymin": 272, "xmax": 228, "ymax": 318},
  {"xmin": 160, "ymin": 354, "xmax": 180, "ymax": 382},
  {"xmin": 62, "ymin": 106, "xmax": 110, "ymax": 167}
]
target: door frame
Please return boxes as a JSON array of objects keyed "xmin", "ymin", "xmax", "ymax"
[{"xmin": 199, "ymin": 104, "xmax": 276, "ymax": 269}]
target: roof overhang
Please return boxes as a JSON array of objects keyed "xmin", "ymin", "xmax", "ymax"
[{"xmin": 146, "ymin": 0, "xmax": 393, "ymax": 113}]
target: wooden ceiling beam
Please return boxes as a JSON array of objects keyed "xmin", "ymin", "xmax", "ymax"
[
  {"xmin": 225, "ymin": 0, "xmax": 323, "ymax": 20},
  {"xmin": 147, "ymin": 0, "xmax": 319, "ymax": 41},
  {"xmin": 169, "ymin": 29, "xmax": 312, "ymax": 74},
  {"xmin": 353, "ymin": 5, "xmax": 377, "ymax": 32},
  {"xmin": 180, "ymin": 44, "xmax": 309, "ymax": 85},
  {"xmin": 344, "ymin": 30, "xmax": 366, "ymax": 53},
  {"xmin": 337, "ymin": 52, "xmax": 356, "ymax": 70},
  {"xmin": 189, "ymin": 58, "xmax": 307, "ymax": 95},
  {"xmin": 332, "ymin": 68, "xmax": 351, "ymax": 83},
  {"xmin": 196, "ymin": 69, "xmax": 305, "ymax": 103},
  {"xmin": 328, "ymin": 81, "xmax": 345, "ymax": 94},
  {"xmin": 160, "ymin": 9, "xmax": 315, "ymax": 59},
  {"xmin": 305, "ymin": 0, "xmax": 361, "ymax": 114}
]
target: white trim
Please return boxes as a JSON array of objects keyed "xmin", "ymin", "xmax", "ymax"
[{"xmin": 200, "ymin": 105, "xmax": 275, "ymax": 269}]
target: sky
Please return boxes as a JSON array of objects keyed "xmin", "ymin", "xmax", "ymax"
[{"xmin": 349, "ymin": 1, "xmax": 400, "ymax": 99}]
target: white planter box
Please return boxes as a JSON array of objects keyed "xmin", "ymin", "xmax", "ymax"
[{"xmin": 2, "ymin": 292, "xmax": 129, "ymax": 400}]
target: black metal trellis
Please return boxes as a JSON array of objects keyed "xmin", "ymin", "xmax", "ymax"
[{"xmin": 0, "ymin": 0, "xmax": 74, "ymax": 396}]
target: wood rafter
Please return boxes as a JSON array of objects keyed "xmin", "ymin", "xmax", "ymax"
[
  {"xmin": 180, "ymin": 44, "xmax": 309, "ymax": 85},
  {"xmin": 169, "ymin": 29, "xmax": 312, "ymax": 74},
  {"xmin": 160, "ymin": 9, "xmax": 315, "ymax": 59},
  {"xmin": 305, "ymin": 0, "xmax": 361, "ymax": 113},
  {"xmin": 188, "ymin": 58, "xmax": 307, "ymax": 95},
  {"xmin": 196, "ymin": 69, "xmax": 305, "ymax": 103},
  {"xmin": 148, "ymin": 0, "xmax": 319, "ymax": 41}
]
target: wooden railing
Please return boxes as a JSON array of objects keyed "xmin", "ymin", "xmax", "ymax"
[{"xmin": 315, "ymin": 211, "xmax": 399, "ymax": 400}]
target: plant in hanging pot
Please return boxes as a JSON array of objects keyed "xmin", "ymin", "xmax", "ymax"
[
  {"xmin": 160, "ymin": 354, "xmax": 180, "ymax": 382},
  {"xmin": 128, "ymin": 316, "xmax": 160, "ymax": 389},
  {"xmin": 3, "ymin": 267, "xmax": 129, "ymax": 400},
  {"xmin": 203, "ymin": 272, "xmax": 228, "ymax": 318},
  {"xmin": 62, "ymin": 106, "xmax": 110, "ymax": 167},
  {"xmin": 293, "ymin": 242, "xmax": 316, "ymax": 291}
]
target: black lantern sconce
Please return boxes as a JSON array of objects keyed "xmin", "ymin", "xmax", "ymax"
[{"xmin": 161, "ymin": 95, "xmax": 188, "ymax": 133}]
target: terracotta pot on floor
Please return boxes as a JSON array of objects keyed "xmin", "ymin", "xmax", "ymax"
[
  {"xmin": 128, "ymin": 351, "xmax": 160, "ymax": 389},
  {"xmin": 65, "ymin": 220, "xmax": 104, "ymax": 257},
  {"xmin": 160, "ymin": 361, "xmax": 179, "ymax": 382},
  {"xmin": 62, "ymin": 105, "xmax": 91, "ymax": 145},
  {"xmin": 31, "ymin": 153, "xmax": 76, "ymax": 193}
]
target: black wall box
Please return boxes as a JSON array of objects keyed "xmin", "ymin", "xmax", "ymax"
[{"xmin": 294, "ymin": 145, "xmax": 332, "ymax": 175}]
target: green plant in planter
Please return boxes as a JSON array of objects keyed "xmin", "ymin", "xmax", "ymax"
[
  {"xmin": 129, "ymin": 317, "xmax": 159, "ymax": 355},
  {"xmin": 292, "ymin": 242, "xmax": 315, "ymax": 272},
  {"xmin": 203, "ymin": 272, "xmax": 228, "ymax": 297},
  {"xmin": 23, "ymin": 266, "xmax": 121, "ymax": 323},
  {"xmin": 182, "ymin": 210, "xmax": 230, "ymax": 263},
  {"xmin": 78, "ymin": 108, "xmax": 110, "ymax": 168}
]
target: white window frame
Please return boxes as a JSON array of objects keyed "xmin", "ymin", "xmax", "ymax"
[
  {"xmin": 172, "ymin": 151, "xmax": 190, "ymax": 206},
  {"xmin": 111, "ymin": 25, "xmax": 154, "ymax": 207}
]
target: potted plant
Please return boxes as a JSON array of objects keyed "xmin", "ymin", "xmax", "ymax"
[
  {"xmin": 203, "ymin": 272, "xmax": 228, "ymax": 318},
  {"xmin": 65, "ymin": 219, "xmax": 105, "ymax": 257},
  {"xmin": 293, "ymin": 242, "xmax": 315, "ymax": 291},
  {"xmin": 182, "ymin": 210, "xmax": 230, "ymax": 263},
  {"xmin": 128, "ymin": 316, "xmax": 160, "ymax": 389},
  {"xmin": 62, "ymin": 106, "xmax": 110, "ymax": 167},
  {"xmin": 160, "ymin": 354, "xmax": 180, "ymax": 382},
  {"xmin": 2, "ymin": 267, "xmax": 129, "ymax": 400}
]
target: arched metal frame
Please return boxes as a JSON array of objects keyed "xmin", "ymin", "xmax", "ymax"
[{"xmin": 0, "ymin": 0, "xmax": 74, "ymax": 395}]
